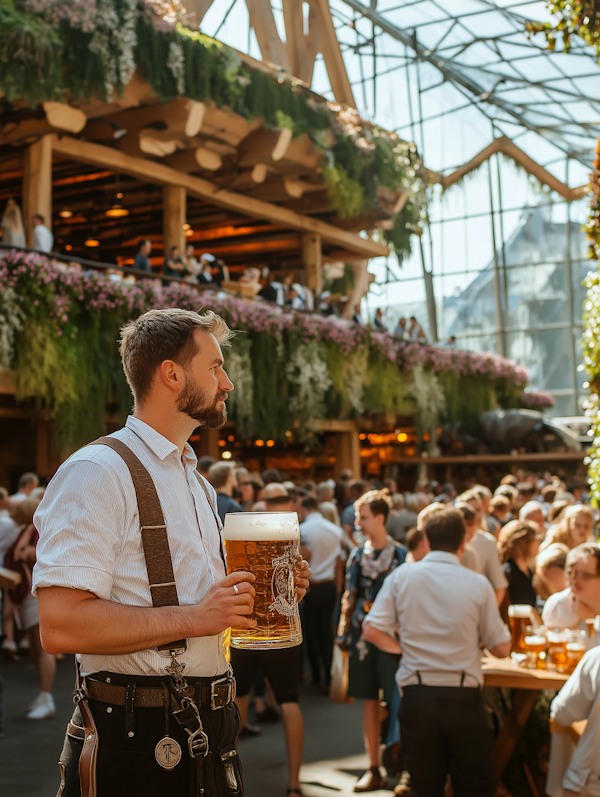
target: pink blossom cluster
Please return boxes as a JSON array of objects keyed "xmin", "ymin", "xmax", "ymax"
[
  {"xmin": 520, "ymin": 390, "xmax": 555, "ymax": 409},
  {"xmin": 0, "ymin": 250, "xmax": 529, "ymax": 387}
]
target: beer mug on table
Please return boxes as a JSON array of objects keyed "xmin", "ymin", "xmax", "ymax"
[
  {"xmin": 565, "ymin": 630, "xmax": 586, "ymax": 674},
  {"xmin": 523, "ymin": 630, "xmax": 547, "ymax": 669},
  {"xmin": 224, "ymin": 512, "xmax": 302, "ymax": 650},
  {"xmin": 508, "ymin": 604, "xmax": 532, "ymax": 655},
  {"xmin": 547, "ymin": 628, "xmax": 569, "ymax": 672}
]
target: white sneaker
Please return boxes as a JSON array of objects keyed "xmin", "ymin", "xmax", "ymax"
[
  {"xmin": 26, "ymin": 693, "xmax": 55, "ymax": 720},
  {"xmin": 27, "ymin": 693, "xmax": 44, "ymax": 712}
]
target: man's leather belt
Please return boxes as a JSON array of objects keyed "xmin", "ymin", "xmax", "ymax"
[{"xmin": 85, "ymin": 675, "xmax": 235, "ymax": 710}]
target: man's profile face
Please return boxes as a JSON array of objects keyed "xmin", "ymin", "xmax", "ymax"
[
  {"xmin": 570, "ymin": 556, "xmax": 600, "ymax": 604},
  {"xmin": 176, "ymin": 330, "xmax": 233, "ymax": 428},
  {"xmin": 356, "ymin": 504, "xmax": 381, "ymax": 538}
]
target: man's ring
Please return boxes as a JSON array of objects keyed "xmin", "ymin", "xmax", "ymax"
[{"xmin": 233, "ymin": 584, "xmax": 240, "ymax": 596}]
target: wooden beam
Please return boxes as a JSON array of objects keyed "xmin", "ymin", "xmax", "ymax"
[
  {"xmin": 238, "ymin": 127, "xmax": 294, "ymax": 168},
  {"xmin": 42, "ymin": 102, "xmax": 87, "ymax": 133},
  {"xmin": 163, "ymin": 185, "xmax": 186, "ymax": 257},
  {"xmin": 302, "ymin": 231, "xmax": 322, "ymax": 295},
  {"xmin": 51, "ymin": 136, "xmax": 388, "ymax": 257},
  {"xmin": 245, "ymin": 0, "xmax": 290, "ymax": 69},
  {"xmin": 282, "ymin": 0, "xmax": 322, "ymax": 85},
  {"xmin": 311, "ymin": 0, "xmax": 356, "ymax": 107},
  {"xmin": 342, "ymin": 259, "xmax": 374, "ymax": 319},
  {"xmin": 334, "ymin": 430, "xmax": 361, "ymax": 479},
  {"xmin": 22, "ymin": 135, "xmax": 52, "ymax": 246},
  {"xmin": 427, "ymin": 136, "xmax": 588, "ymax": 202},
  {"xmin": 166, "ymin": 147, "xmax": 223, "ymax": 172}
]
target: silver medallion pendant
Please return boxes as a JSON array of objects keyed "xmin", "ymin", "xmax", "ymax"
[{"xmin": 155, "ymin": 736, "xmax": 182, "ymax": 771}]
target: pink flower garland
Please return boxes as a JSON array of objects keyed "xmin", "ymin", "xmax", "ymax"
[{"xmin": 0, "ymin": 250, "xmax": 529, "ymax": 387}]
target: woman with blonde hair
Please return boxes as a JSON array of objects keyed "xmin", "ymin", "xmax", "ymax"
[
  {"xmin": 533, "ymin": 543, "xmax": 569, "ymax": 602},
  {"xmin": 540, "ymin": 504, "xmax": 594, "ymax": 552},
  {"xmin": 498, "ymin": 520, "xmax": 540, "ymax": 608},
  {"xmin": 1, "ymin": 198, "xmax": 25, "ymax": 247}
]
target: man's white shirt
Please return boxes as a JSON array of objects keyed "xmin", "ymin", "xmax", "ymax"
[
  {"xmin": 32, "ymin": 224, "xmax": 53, "ymax": 253},
  {"xmin": 33, "ymin": 416, "xmax": 228, "ymax": 677},
  {"xmin": 470, "ymin": 530, "xmax": 508, "ymax": 590},
  {"xmin": 364, "ymin": 550, "xmax": 510, "ymax": 688},
  {"xmin": 300, "ymin": 511, "xmax": 342, "ymax": 582}
]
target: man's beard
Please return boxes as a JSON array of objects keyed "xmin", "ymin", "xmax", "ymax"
[{"xmin": 176, "ymin": 374, "xmax": 228, "ymax": 428}]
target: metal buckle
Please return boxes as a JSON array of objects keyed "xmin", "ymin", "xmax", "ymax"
[
  {"xmin": 73, "ymin": 688, "xmax": 86, "ymax": 705},
  {"xmin": 180, "ymin": 697, "xmax": 209, "ymax": 758},
  {"xmin": 188, "ymin": 728, "xmax": 209, "ymax": 758},
  {"xmin": 210, "ymin": 676, "xmax": 234, "ymax": 710}
]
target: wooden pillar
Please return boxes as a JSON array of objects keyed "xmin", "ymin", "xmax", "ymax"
[
  {"xmin": 302, "ymin": 232, "xmax": 322, "ymax": 296},
  {"xmin": 197, "ymin": 428, "xmax": 221, "ymax": 461},
  {"xmin": 22, "ymin": 135, "xmax": 53, "ymax": 247},
  {"xmin": 162, "ymin": 185, "xmax": 186, "ymax": 257},
  {"xmin": 334, "ymin": 431, "xmax": 361, "ymax": 479}
]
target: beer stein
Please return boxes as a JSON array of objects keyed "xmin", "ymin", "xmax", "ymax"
[
  {"xmin": 565, "ymin": 630, "xmax": 586, "ymax": 674},
  {"xmin": 523, "ymin": 627, "xmax": 546, "ymax": 669},
  {"xmin": 224, "ymin": 512, "xmax": 303, "ymax": 650},
  {"xmin": 508, "ymin": 604, "xmax": 533, "ymax": 655},
  {"xmin": 547, "ymin": 628, "xmax": 569, "ymax": 672}
]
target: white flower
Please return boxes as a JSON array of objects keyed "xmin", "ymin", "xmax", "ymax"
[
  {"xmin": 286, "ymin": 341, "xmax": 332, "ymax": 431},
  {"xmin": 167, "ymin": 40, "xmax": 185, "ymax": 95}
]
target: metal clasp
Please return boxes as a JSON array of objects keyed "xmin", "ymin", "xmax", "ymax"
[
  {"xmin": 180, "ymin": 697, "xmax": 209, "ymax": 758},
  {"xmin": 210, "ymin": 675, "xmax": 235, "ymax": 710},
  {"xmin": 73, "ymin": 688, "xmax": 86, "ymax": 705}
]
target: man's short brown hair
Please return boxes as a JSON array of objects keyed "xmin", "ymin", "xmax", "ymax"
[
  {"xmin": 566, "ymin": 543, "xmax": 600, "ymax": 577},
  {"xmin": 120, "ymin": 308, "xmax": 233, "ymax": 405},
  {"xmin": 424, "ymin": 507, "xmax": 466, "ymax": 553},
  {"xmin": 355, "ymin": 489, "xmax": 393, "ymax": 522}
]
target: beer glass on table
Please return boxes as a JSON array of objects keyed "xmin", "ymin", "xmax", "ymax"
[
  {"xmin": 523, "ymin": 628, "xmax": 547, "ymax": 669},
  {"xmin": 547, "ymin": 628, "xmax": 569, "ymax": 672},
  {"xmin": 508, "ymin": 605, "xmax": 533, "ymax": 655},
  {"xmin": 565, "ymin": 630, "xmax": 586, "ymax": 674},
  {"xmin": 224, "ymin": 512, "xmax": 302, "ymax": 650}
]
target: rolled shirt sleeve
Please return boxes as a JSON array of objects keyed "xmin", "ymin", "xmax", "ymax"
[
  {"xmin": 478, "ymin": 580, "xmax": 511, "ymax": 651},
  {"xmin": 33, "ymin": 458, "xmax": 126, "ymax": 600},
  {"xmin": 363, "ymin": 570, "xmax": 398, "ymax": 637}
]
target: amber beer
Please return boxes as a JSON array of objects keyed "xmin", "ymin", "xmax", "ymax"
[
  {"xmin": 508, "ymin": 605, "xmax": 532, "ymax": 654},
  {"xmin": 547, "ymin": 629, "xmax": 568, "ymax": 671},
  {"xmin": 224, "ymin": 512, "xmax": 302, "ymax": 650},
  {"xmin": 523, "ymin": 634, "xmax": 546, "ymax": 669}
]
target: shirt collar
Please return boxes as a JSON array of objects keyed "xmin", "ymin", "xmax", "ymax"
[
  {"xmin": 125, "ymin": 416, "xmax": 191, "ymax": 463},
  {"xmin": 424, "ymin": 550, "xmax": 461, "ymax": 566}
]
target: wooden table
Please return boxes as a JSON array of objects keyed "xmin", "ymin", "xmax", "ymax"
[{"xmin": 482, "ymin": 654, "xmax": 569, "ymax": 785}]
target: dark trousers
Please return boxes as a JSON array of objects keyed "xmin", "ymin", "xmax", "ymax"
[
  {"xmin": 302, "ymin": 581, "xmax": 337, "ymax": 686},
  {"xmin": 58, "ymin": 688, "xmax": 243, "ymax": 797},
  {"xmin": 399, "ymin": 685, "xmax": 493, "ymax": 797}
]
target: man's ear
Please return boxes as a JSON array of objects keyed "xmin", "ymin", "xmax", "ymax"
[{"xmin": 158, "ymin": 359, "xmax": 183, "ymax": 392}]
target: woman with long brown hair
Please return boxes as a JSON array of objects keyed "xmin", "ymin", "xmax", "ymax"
[{"xmin": 498, "ymin": 520, "xmax": 541, "ymax": 608}]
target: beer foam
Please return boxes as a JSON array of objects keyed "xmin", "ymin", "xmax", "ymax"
[
  {"xmin": 524, "ymin": 636, "xmax": 545, "ymax": 646},
  {"xmin": 224, "ymin": 512, "xmax": 300, "ymax": 541},
  {"xmin": 508, "ymin": 605, "xmax": 532, "ymax": 618}
]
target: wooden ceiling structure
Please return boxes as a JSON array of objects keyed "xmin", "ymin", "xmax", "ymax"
[{"xmin": 0, "ymin": 1, "xmax": 394, "ymax": 296}]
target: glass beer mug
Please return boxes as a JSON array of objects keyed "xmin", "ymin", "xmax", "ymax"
[{"xmin": 224, "ymin": 512, "xmax": 303, "ymax": 650}]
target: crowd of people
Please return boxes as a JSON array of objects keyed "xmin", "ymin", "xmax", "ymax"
[
  {"xmin": 2, "ymin": 453, "xmax": 599, "ymax": 795},
  {"xmin": 183, "ymin": 461, "xmax": 598, "ymax": 795}
]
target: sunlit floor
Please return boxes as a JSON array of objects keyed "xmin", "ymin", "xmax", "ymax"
[{"xmin": 0, "ymin": 654, "xmax": 396, "ymax": 796}]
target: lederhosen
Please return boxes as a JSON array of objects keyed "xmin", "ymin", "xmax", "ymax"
[{"xmin": 56, "ymin": 437, "xmax": 243, "ymax": 797}]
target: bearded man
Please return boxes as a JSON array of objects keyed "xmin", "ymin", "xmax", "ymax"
[{"xmin": 32, "ymin": 308, "xmax": 310, "ymax": 797}]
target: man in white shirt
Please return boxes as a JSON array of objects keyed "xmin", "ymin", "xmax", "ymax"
[
  {"xmin": 33, "ymin": 308, "xmax": 310, "ymax": 797},
  {"xmin": 550, "ymin": 645, "xmax": 600, "ymax": 797},
  {"xmin": 31, "ymin": 214, "xmax": 53, "ymax": 252},
  {"xmin": 363, "ymin": 506, "xmax": 511, "ymax": 797},
  {"xmin": 8, "ymin": 471, "xmax": 39, "ymax": 512},
  {"xmin": 458, "ymin": 491, "xmax": 507, "ymax": 604},
  {"xmin": 299, "ymin": 496, "xmax": 343, "ymax": 690}
]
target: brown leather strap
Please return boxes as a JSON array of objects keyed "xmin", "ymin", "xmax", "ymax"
[
  {"xmin": 75, "ymin": 661, "xmax": 98, "ymax": 797},
  {"xmin": 84, "ymin": 675, "xmax": 235, "ymax": 710},
  {"xmin": 92, "ymin": 437, "xmax": 179, "ymax": 608}
]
